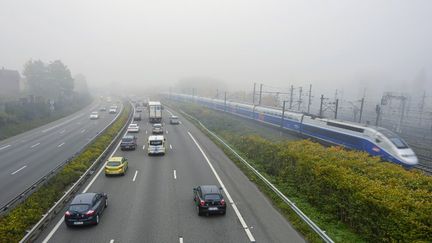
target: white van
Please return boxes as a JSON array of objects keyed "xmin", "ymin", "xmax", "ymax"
[{"xmin": 148, "ymin": 135, "xmax": 166, "ymax": 155}]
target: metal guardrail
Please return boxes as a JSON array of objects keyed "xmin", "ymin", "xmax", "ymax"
[
  {"xmin": 18, "ymin": 102, "xmax": 133, "ymax": 243},
  {"xmin": 0, "ymin": 103, "xmax": 125, "ymax": 216},
  {"xmin": 178, "ymin": 109, "xmax": 335, "ymax": 243}
]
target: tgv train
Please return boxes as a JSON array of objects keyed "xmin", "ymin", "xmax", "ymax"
[{"xmin": 172, "ymin": 93, "xmax": 418, "ymax": 168}]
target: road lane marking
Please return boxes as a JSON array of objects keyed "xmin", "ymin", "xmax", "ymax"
[
  {"xmin": 57, "ymin": 142, "xmax": 65, "ymax": 148},
  {"xmin": 133, "ymin": 170, "xmax": 138, "ymax": 182},
  {"xmin": 145, "ymin": 130, "xmax": 148, "ymax": 134},
  {"xmin": 179, "ymin": 237, "xmax": 183, "ymax": 243},
  {"xmin": 142, "ymin": 145, "xmax": 146, "ymax": 150},
  {"xmin": 11, "ymin": 165, "xmax": 27, "ymax": 175},
  {"xmin": 166, "ymin": 130, "xmax": 169, "ymax": 134},
  {"xmin": 80, "ymin": 129, "xmax": 86, "ymax": 133},
  {"xmin": 41, "ymin": 114, "xmax": 83, "ymax": 133},
  {"xmin": 166, "ymin": 109, "xmax": 174, "ymax": 116},
  {"xmin": 59, "ymin": 129, "xmax": 66, "ymax": 134},
  {"xmin": 110, "ymin": 240, "xmax": 114, "ymax": 243},
  {"xmin": 0, "ymin": 145, "xmax": 11, "ymax": 150},
  {"xmin": 42, "ymin": 104, "xmax": 125, "ymax": 243},
  {"xmin": 173, "ymin": 170, "xmax": 177, "ymax": 179},
  {"xmin": 188, "ymin": 132, "xmax": 256, "ymax": 242},
  {"xmin": 30, "ymin": 143, "xmax": 40, "ymax": 148},
  {"xmin": 170, "ymin": 144, "xmax": 173, "ymax": 149}
]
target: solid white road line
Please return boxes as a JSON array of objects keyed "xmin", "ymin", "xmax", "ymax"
[
  {"xmin": 170, "ymin": 144, "xmax": 173, "ymax": 149},
  {"xmin": 57, "ymin": 142, "xmax": 65, "ymax": 148},
  {"xmin": 11, "ymin": 165, "xmax": 27, "ymax": 175},
  {"xmin": 30, "ymin": 143, "xmax": 40, "ymax": 148},
  {"xmin": 0, "ymin": 145, "xmax": 11, "ymax": 150},
  {"xmin": 133, "ymin": 170, "xmax": 138, "ymax": 182},
  {"xmin": 43, "ymin": 137, "xmax": 123, "ymax": 243},
  {"xmin": 173, "ymin": 170, "xmax": 177, "ymax": 179},
  {"xmin": 188, "ymin": 132, "xmax": 256, "ymax": 242}
]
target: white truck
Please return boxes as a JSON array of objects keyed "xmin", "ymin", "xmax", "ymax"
[{"xmin": 148, "ymin": 101, "xmax": 162, "ymax": 123}]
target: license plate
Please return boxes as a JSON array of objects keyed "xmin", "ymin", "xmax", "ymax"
[
  {"xmin": 74, "ymin": 221, "xmax": 83, "ymax": 225},
  {"xmin": 209, "ymin": 207, "xmax": 218, "ymax": 211}
]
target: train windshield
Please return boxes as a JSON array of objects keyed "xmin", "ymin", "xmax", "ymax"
[{"xmin": 377, "ymin": 128, "xmax": 409, "ymax": 149}]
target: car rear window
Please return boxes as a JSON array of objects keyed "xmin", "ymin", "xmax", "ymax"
[
  {"xmin": 107, "ymin": 161, "xmax": 121, "ymax": 166},
  {"xmin": 69, "ymin": 204, "xmax": 90, "ymax": 212},
  {"xmin": 122, "ymin": 137, "xmax": 133, "ymax": 142},
  {"xmin": 204, "ymin": 194, "xmax": 221, "ymax": 201},
  {"xmin": 150, "ymin": 140, "xmax": 163, "ymax": 146}
]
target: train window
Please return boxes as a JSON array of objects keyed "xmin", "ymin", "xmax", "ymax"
[
  {"xmin": 375, "ymin": 138, "xmax": 381, "ymax": 143},
  {"xmin": 389, "ymin": 138, "xmax": 409, "ymax": 149}
]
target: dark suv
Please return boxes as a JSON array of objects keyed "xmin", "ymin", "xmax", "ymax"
[
  {"xmin": 64, "ymin": 192, "xmax": 108, "ymax": 226},
  {"xmin": 193, "ymin": 185, "xmax": 226, "ymax": 216},
  {"xmin": 120, "ymin": 135, "xmax": 137, "ymax": 150}
]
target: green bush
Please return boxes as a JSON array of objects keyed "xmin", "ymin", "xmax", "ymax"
[{"xmin": 0, "ymin": 102, "xmax": 130, "ymax": 243}]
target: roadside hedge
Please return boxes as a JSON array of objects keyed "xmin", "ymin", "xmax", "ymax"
[
  {"xmin": 174, "ymin": 101, "xmax": 432, "ymax": 242},
  {"xmin": 0, "ymin": 102, "xmax": 130, "ymax": 243}
]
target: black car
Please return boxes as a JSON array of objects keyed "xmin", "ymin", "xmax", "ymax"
[
  {"xmin": 120, "ymin": 135, "xmax": 137, "ymax": 150},
  {"xmin": 193, "ymin": 185, "xmax": 226, "ymax": 216},
  {"xmin": 133, "ymin": 113, "xmax": 142, "ymax": 121},
  {"xmin": 64, "ymin": 192, "xmax": 108, "ymax": 226}
]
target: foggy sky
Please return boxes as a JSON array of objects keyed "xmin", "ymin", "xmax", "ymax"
[{"xmin": 1, "ymin": 0, "xmax": 431, "ymax": 98}]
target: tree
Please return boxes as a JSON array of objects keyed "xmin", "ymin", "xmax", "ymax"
[
  {"xmin": 23, "ymin": 60, "xmax": 51, "ymax": 98},
  {"xmin": 73, "ymin": 74, "xmax": 89, "ymax": 94},
  {"xmin": 48, "ymin": 60, "xmax": 74, "ymax": 96}
]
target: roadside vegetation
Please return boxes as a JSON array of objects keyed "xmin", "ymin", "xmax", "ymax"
[
  {"xmin": 0, "ymin": 59, "xmax": 91, "ymax": 140},
  {"xmin": 0, "ymin": 103, "xmax": 130, "ymax": 243},
  {"xmin": 167, "ymin": 100, "xmax": 432, "ymax": 243}
]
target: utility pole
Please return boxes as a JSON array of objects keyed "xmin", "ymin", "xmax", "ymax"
[
  {"xmin": 281, "ymin": 101, "xmax": 287, "ymax": 128},
  {"xmin": 334, "ymin": 99, "xmax": 339, "ymax": 119},
  {"xmin": 252, "ymin": 83, "xmax": 256, "ymax": 105},
  {"xmin": 297, "ymin": 87, "xmax": 303, "ymax": 111},
  {"xmin": 258, "ymin": 83, "xmax": 263, "ymax": 105},
  {"xmin": 319, "ymin": 94, "xmax": 324, "ymax": 117},
  {"xmin": 398, "ymin": 97, "xmax": 407, "ymax": 133},
  {"xmin": 307, "ymin": 84, "xmax": 312, "ymax": 113},
  {"xmin": 359, "ymin": 97, "xmax": 364, "ymax": 123},
  {"xmin": 224, "ymin": 92, "xmax": 227, "ymax": 112},
  {"xmin": 375, "ymin": 104, "xmax": 381, "ymax": 126},
  {"xmin": 419, "ymin": 91, "xmax": 426, "ymax": 126},
  {"xmin": 289, "ymin": 85, "xmax": 294, "ymax": 109}
]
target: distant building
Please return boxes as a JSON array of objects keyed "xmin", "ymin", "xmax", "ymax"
[{"xmin": 0, "ymin": 67, "xmax": 20, "ymax": 96}]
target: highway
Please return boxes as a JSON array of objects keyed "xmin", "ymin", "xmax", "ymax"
[
  {"xmin": 37, "ymin": 106, "xmax": 305, "ymax": 243},
  {"xmin": 0, "ymin": 100, "xmax": 122, "ymax": 209}
]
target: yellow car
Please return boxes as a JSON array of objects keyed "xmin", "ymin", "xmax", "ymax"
[{"xmin": 104, "ymin": 157, "xmax": 128, "ymax": 176}]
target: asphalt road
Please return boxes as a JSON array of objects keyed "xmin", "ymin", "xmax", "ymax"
[
  {"xmin": 0, "ymin": 100, "xmax": 122, "ymax": 208},
  {"xmin": 38, "ymin": 106, "xmax": 304, "ymax": 243}
]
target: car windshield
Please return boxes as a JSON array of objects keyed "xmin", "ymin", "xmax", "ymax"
[
  {"xmin": 204, "ymin": 194, "xmax": 221, "ymax": 201},
  {"xmin": 129, "ymin": 124, "xmax": 137, "ymax": 128},
  {"xmin": 122, "ymin": 137, "xmax": 133, "ymax": 142},
  {"xmin": 69, "ymin": 204, "xmax": 90, "ymax": 212},
  {"xmin": 107, "ymin": 161, "xmax": 121, "ymax": 166},
  {"xmin": 150, "ymin": 140, "xmax": 163, "ymax": 146}
]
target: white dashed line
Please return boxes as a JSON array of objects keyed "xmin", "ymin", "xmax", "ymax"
[
  {"xmin": 80, "ymin": 129, "xmax": 86, "ymax": 133},
  {"xmin": 179, "ymin": 237, "xmax": 183, "ymax": 243},
  {"xmin": 170, "ymin": 144, "xmax": 173, "ymax": 149},
  {"xmin": 188, "ymin": 132, "xmax": 256, "ymax": 242},
  {"xmin": 133, "ymin": 170, "xmax": 138, "ymax": 182},
  {"xmin": 57, "ymin": 142, "xmax": 65, "ymax": 148},
  {"xmin": 173, "ymin": 170, "xmax": 177, "ymax": 179},
  {"xmin": 11, "ymin": 165, "xmax": 27, "ymax": 175},
  {"xmin": 0, "ymin": 145, "xmax": 11, "ymax": 150},
  {"xmin": 30, "ymin": 143, "xmax": 40, "ymax": 148},
  {"xmin": 142, "ymin": 145, "xmax": 146, "ymax": 150},
  {"xmin": 59, "ymin": 130, "xmax": 66, "ymax": 134},
  {"xmin": 166, "ymin": 130, "xmax": 169, "ymax": 134},
  {"xmin": 145, "ymin": 130, "xmax": 148, "ymax": 134}
]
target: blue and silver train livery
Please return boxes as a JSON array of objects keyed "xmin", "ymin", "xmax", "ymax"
[{"xmin": 172, "ymin": 93, "xmax": 418, "ymax": 168}]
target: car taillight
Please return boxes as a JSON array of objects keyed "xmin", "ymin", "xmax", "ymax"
[
  {"xmin": 85, "ymin": 210, "xmax": 95, "ymax": 216},
  {"xmin": 220, "ymin": 199, "xmax": 225, "ymax": 205},
  {"xmin": 200, "ymin": 200, "xmax": 205, "ymax": 206},
  {"xmin": 65, "ymin": 211, "xmax": 71, "ymax": 216}
]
